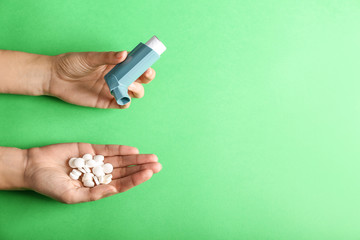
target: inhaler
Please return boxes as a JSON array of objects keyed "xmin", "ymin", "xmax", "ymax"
[{"xmin": 104, "ymin": 36, "xmax": 166, "ymax": 105}]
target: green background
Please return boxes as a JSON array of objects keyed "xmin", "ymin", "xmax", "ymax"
[{"xmin": 1, "ymin": 0, "xmax": 360, "ymax": 239}]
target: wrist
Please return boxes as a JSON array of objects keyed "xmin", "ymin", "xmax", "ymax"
[
  {"xmin": 38, "ymin": 54, "xmax": 56, "ymax": 96},
  {"xmin": 45, "ymin": 53, "xmax": 65, "ymax": 97},
  {"xmin": 0, "ymin": 50, "xmax": 55, "ymax": 96},
  {"xmin": 0, "ymin": 147, "xmax": 29, "ymax": 190}
]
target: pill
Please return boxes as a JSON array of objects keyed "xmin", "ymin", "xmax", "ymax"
[
  {"xmin": 103, "ymin": 163, "xmax": 113, "ymax": 174},
  {"xmin": 83, "ymin": 153, "xmax": 93, "ymax": 161},
  {"xmin": 93, "ymin": 176, "xmax": 100, "ymax": 185},
  {"xmin": 85, "ymin": 159, "xmax": 96, "ymax": 168},
  {"xmin": 84, "ymin": 166, "xmax": 91, "ymax": 173},
  {"xmin": 68, "ymin": 158, "xmax": 77, "ymax": 168},
  {"xmin": 82, "ymin": 172, "xmax": 94, "ymax": 182},
  {"xmin": 78, "ymin": 167, "xmax": 86, "ymax": 174},
  {"xmin": 98, "ymin": 175, "xmax": 104, "ymax": 183},
  {"xmin": 101, "ymin": 175, "xmax": 112, "ymax": 185},
  {"xmin": 83, "ymin": 172, "xmax": 94, "ymax": 178},
  {"xmin": 69, "ymin": 172, "xmax": 79, "ymax": 180},
  {"xmin": 103, "ymin": 178, "xmax": 111, "ymax": 184},
  {"xmin": 96, "ymin": 161, "xmax": 104, "ymax": 167},
  {"xmin": 83, "ymin": 180, "xmax": 95, "ymax": 188},
  {"xmin": 100, "ymin": 174, "xmax": 112, "ymax": 185},
  {"xmin": 74, "ymin": 158, "xmax": 85, "ymax": 168},
  {"xmin": 93, "ymin": 166, "xmax": 105, "ymax": 177},
  {"xmin": 71, "ymin": 169, "xmax": 82, "ymax": 177},
  {"xmin": 94, "ymin": 155, "xmax": 104, "ymax": 162}
]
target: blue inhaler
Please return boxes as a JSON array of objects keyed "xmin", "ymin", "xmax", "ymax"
[{"xmin": 104, "ymin": 36, "xmax": 166, "ymax": 105}]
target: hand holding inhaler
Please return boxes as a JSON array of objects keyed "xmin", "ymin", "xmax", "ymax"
[
  {"xmin": 105, "ymin": 36, "xmax": 166, "ymax": 105},
  {"xmin": 0, "ymin": 36, "xmax": 165, "ymax": 109}
]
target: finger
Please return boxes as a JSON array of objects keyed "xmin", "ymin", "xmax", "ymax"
[
  {"xmin": 106, "ymin": 98, "xmax": 131, "ymax": 109},
  {"xmin": 112, "ymin": 162, "xmax": 162, "ymax": 179},
  {"xmin": 85, "ymin": 51, "xmax": 127, "ymax": 67},
  {"xmin": 92, "ymin": 144, "xmax": 139, "ymax": 156},
  {"xmin": 61, "ymin": 185, "xmax": 117, "ymax": 204},
  {"xmin": 105, "ymin": 154, "xmax": 158, "ymax": 168},
  {"xmin": 89, "ymin": 185, "xmax": 118, "ymax": 201},
  {"xmin": 136, "ymin": 68, "xmax": 156, "ymax": 84},
  {"xmin": 110, "ymin": 169, "xmax": 153, "ymax": 193},
  {"xmin": 128, "ymin": 82, "xmax": 145, "ymax": 98}
]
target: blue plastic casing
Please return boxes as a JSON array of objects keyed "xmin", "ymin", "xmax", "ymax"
[{"xmin": 104, "ymin": 43, "xmax": 160, "ymax": 105}]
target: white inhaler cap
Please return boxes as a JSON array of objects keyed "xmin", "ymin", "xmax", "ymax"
[{"xmin": 145, "ymin": 36, "xmax": 166, "ymax": 55}]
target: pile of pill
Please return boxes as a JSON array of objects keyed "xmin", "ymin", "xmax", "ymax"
[{"xmin": 68, "ymin": 154, "xmax": 114, "ymax": 188}]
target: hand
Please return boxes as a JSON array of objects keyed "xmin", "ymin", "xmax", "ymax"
[
  {"xmin": 23, "ymin": 143, "xmax": 161, "ymax": 203},
  {"xmin": 48, "ymin": 51, "xmax": 156, "ymax": 109}
]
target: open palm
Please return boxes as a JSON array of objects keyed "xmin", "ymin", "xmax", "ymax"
[
  {"xmin": 48, "ymin": 51, "xmax": 156, "ymax": 109},
  {"xmin": 24, "ymin": 143, "xmax": 161, "ymax": 203}
]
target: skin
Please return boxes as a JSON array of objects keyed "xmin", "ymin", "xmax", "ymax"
[
  {"xmin": 0, "ymin": 144, "xmax": 161, "ymax": 204},
  {"xmin": 0, "ymin": 50, "xmax": 156, "ymax": 108},
  {"xmin": 0, "ymin": 50, "xmax": 161, "ymax": 203}
]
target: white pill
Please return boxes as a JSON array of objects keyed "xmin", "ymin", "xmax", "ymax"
[
  {"xmin": 82, "ymin": 153, "xmax": 93, "ymax": 161},
  {"xmin": 103, "ymin": 163, "xmax": 113, "ymax": 174},
  {"xmin": 78, "ymin": 167, "xmax": 86, "ymax": 174},
  {"xmin": 68, "ymin": 158, "xmax": 77, "ymax": 168},
  {"xmin": 93, "ymin": 176, "xmax": 100, "ymax": 185},
  {"xmin": 69, "ymin": 172, "xmax": 79, "ymax": 180},
  {"xmin": 94, "ymin": 160, "xmax": 104, "ymax": 167},
  {"xmin": 82, "ymin": 173, "xmax": 94, "ymax": 182},
  {"xmin": 95, "ymin": 161, "xmax": 104, "ymax": 167},
  {"xmin": 100, "ymin": 174, "xmax": 112, "ymax": 184},
  {"xmin": 85, "ymin": 159, "xmax": 97, "ymax": 168},
  {"xmin": 71, "ymin": 169, "xmax": 82, "ymax": 177},
  {"xmin": 94, "ymin": 155, "xmax": 104, "ymax": 162},
  {"xmin": 98, "ymin": 175, "xmax": 104, "ymax": 183},
  {"xmin": 103, "ymin": 178, "xmax": 111, "ymax": 184},
  {"xmin": 83, "ymin": 180, "xmax": 95, "ymax": 188},
  {"xmin": 101, "ymin": 175, "xmax": 112, "ymax": 184},
  {"xmin": 74, "ymin": 158, "xmax": 85, "ymax": 168},
  {"xmin": 93, "ymin": 166, "xmax": 105, "ymax": 177},
  {"xmin": 84, "ymin": 166, "xmax": 91, "ymax": 173}
]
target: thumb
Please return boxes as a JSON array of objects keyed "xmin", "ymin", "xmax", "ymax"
[
  {"xmin": 61, "ymin": 185, "xmax": 118, "ymax": 204},
  {"xmin": 84, "ymin": 51, "xmax": 127, "ymax": 67},
  {"xmin": 91, "ymin": 185, "xmax": 118, "ymax": 201}
]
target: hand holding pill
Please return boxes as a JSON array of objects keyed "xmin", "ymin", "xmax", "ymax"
[{"xmin": 0, "ymin": 143, "xmax": 162, "ymax": 204}]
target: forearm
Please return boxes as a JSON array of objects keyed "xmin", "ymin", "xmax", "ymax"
[
  {"xmin": 0, "ymin": 50, "xmax": 53, "ymax": 95},
  {"xmin": 0, "ymin": 147, "xmax": 28, "ymax": 190}
]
